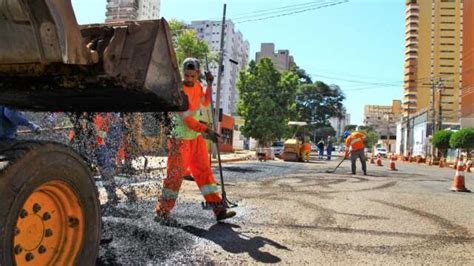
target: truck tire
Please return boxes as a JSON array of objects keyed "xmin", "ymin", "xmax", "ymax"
[{"xmin": 0, "ymin": 141, "xmax": 100, "ymax": 266}]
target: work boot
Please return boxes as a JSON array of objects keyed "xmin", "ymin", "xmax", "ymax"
[
  {"xmin": 154, "ymin": 212, "xmax": 181, "ymax": 227},
  {"xmin": 215, "ymin": 209, "xmax": 236, "ymax": 222}
]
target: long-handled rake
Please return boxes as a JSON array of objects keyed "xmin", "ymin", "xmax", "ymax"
[
  {"xmin": 202, "ymin": 54, "xmax": 237, "ymax": 210},
  {"xmin": 325, "ymin": 154, "xmax": 348, "ymax": 173}
]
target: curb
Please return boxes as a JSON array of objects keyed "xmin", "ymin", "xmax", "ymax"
[{"xmin": 211, "ymin": 154, "xmax": 254, "ymax": 164}]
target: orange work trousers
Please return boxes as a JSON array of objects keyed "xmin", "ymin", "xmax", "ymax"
[{"xmin": 156, "ymin": 135, "xmax": 221, "ymax": 214}]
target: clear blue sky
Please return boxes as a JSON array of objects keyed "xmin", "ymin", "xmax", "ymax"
[{"xmin": 72, "ymin": 0, "xmax": 405, "ymax": 125}]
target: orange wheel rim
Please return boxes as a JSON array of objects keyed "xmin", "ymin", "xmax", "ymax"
[{"xmin": 14, "ymin": 181, "xmax": 84, "ymax": 266}]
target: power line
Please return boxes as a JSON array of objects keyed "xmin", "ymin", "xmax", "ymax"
[
  {"xmin": 234, "ymin": 1, "xmax": 348, "ymax": 24},
  {"xmin": 229, "ymin": 0, "xmax": 328, "ymax": 20}
]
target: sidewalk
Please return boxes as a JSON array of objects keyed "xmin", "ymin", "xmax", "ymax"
[{"xmin": 211, "ymin": 150, "xmax": 255, "ymax": 163}]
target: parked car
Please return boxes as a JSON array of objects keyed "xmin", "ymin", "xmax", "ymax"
[
  {"xmin": 375, "ymin": 148, "xmax": 388, "ymax": 158},
  {"xmin": 271, "ymin": 141, "xmax": 284, "ymax": 157},
  {"xmin": 311, "ymin": 143, "xmax": 318, "ymax": 152}
]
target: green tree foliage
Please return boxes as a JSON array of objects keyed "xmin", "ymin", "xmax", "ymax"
[
  {"xmin": 290, "ymin": 65, "xmax": 313, "ymax": 84},
  {"xmin": 360, "ymin": 130, "xmax": 379, "ymax": 148},
  {"xmin": 432, "ymin": 130, "xmax": 453, "ymax": 157},
  {"xmin": 344, "ymin": 124, "xmax": 358, "ymax": 132},
  {"xmin": 168, "ymin": 19, "xmax": 210, "ymax": 67},
  {"xmin": 449, "ymin": 128, "xmax": 474, "ymax": 153},
  {"xmin": 314, "ymin": 124, "xmax": 336, "ymax": 142},
  {"xmin": 293, "ymin": 81, "xmax": 345, "ymax": 132},
  {"xmin": 237, "ymin": 59, "xmax": 299, "ymax": 145}
]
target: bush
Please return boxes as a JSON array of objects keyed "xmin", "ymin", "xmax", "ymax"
[{"xmin": 449, "ymin": 128, "xmax": 474, "ymax": 151}]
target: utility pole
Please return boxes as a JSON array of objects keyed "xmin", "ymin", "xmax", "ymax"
[
  {"xmin": 437, "ymin": 79, "xmax": 444, "ymax": 131},
  {"xmin": 406, "ymin": 101, "xmax": 411, "ymax": 156},
  {"xmin": 423, "ymin": 78, "xmax": 443, "ymax": 157},
  {"xmin": 214, "ymin": 3, "xmax": 227, "ymax": 135}
]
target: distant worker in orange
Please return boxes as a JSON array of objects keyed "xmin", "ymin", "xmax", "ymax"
[
  {"xmin": 344, "ymin": 129, "xmax": 367, "ymax": 175},
  {"xmin": 155, "ymin": 58, "xmax": 236, "ymax": 226}
]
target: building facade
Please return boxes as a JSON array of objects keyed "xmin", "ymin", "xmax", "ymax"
[
  {"xmin": 364, "ymin": 100, "xmax": 402, "ymax": 152},
  {"xmin": 190, "ymin": 20, "xmax": 250, "ymax": 115},
  {"xmin": 461, "ymin": 0, "xmax": 474, "ymax": 128},
  {"xmin": 106, "ymin": 0, "xmax": 160, "ymax": 22},
  {"xmin": 403, "ymin": 0, "xmax": 463, "ymax": 125},
  {"xmin": 255, "ymin": 43, "xmax": 295, "ymax": 72},
  {"xmin": 329, "ymin": 113, "xmax": 351, "ymax": 139}
]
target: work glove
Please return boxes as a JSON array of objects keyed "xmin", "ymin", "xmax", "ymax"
[
  {"xmin": 205, "ymin": 71, "xmax": 214, "ymax": 87},
  {"xmin": 344, "ymin": 151, "xmax": 349, "ymax": 159},
  {"xmin": 32, "ymin": 124, "xmax": 42, "ymax": 134},
  {"xmin": 204, "ymin": 128, "xmax": 220, "ymax": 143}
]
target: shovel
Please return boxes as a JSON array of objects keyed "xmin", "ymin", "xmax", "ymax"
[{"xmin": 326, "ymin": 154, "xmax": 348, "ymax": 173}]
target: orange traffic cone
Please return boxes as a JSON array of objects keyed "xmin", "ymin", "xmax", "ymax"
[
  {"xmin": 388, "ymin": 156, "xmax": 397, "ymax": 171},
  {"xmin": 376, "ymin": 155, "xmax": 383, "ymax": 167},
  {"xmin": 370, "ymin": 156, "xmax": 375, "ymax": 164},
  {"xmin": 439, "ymin": 157, "xmax": 445, "ymax": 168},
  {"xmin": 451, "ymin": 160, "xmax": 471, "ymax": 192},
  {"xmin": 452, "ymin": 158, "xmax": 459, "ymax": 169},
  {"xmin": 466, "ymin": 160, "xmax": 472, "ymax": 173}
]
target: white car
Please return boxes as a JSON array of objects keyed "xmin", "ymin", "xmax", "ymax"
[
  {"xmin": 271, "ymin": 141, "xmax": 284, "ymax": 157},
  {"xmin": 376, "ymin": 148, "xmax": 388, "ymax": 158}
]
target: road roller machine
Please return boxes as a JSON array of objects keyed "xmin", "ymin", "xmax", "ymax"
[{"xmin": 0, "ymin": 0, "xmax": 186, "ymax": 264}]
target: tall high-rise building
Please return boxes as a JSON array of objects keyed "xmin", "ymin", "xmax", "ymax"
[
  {"xmin": 255, "ymin": 43, "xmax": 295, "ymax": 72},
  {"xmin": 190, "ymin": 20, "xmax": 250, "ymax": 115},
  {"xmin": 105, "ymin": 0, "xmax": 160, "ymax": 23},
  {"xmin": 461, "ymin": 0, "xmax": 474, "ymax": 127},
  {"xmin": 403, "ymin": 0, "xmax": 463, "ymax": 126}
]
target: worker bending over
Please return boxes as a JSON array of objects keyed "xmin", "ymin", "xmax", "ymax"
[{"xmin": 344, "ymin": 129, "xmax": 367, "ymax": 175}]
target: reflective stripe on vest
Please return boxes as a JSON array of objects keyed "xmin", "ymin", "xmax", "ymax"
[{"xmin": 350, "ymin": 137, "xmax": 362, "ymax": 146}]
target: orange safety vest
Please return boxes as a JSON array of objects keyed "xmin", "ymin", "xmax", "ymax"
[
  {"xmin": 345, "ymin": 132, "xmax": 365, "ymax": 151},
  {"xmin": 302, "ymin": 143, "xmax": 311, "ymax": 152}
]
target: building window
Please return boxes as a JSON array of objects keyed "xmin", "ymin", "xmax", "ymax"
[{"xmin": 221, "ymin": 128, "xmax": 233, "ymax": 145}]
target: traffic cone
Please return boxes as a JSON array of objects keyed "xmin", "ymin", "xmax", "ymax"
[
  {"xmin": 370, "ymin": 156, "xmax": 375, "ymax": 164},
  {"xmin": 452, "ymin": 158, "xmax": 459, "ymax": 169},
  {"xmin": 466, "ymin": 160, "xmax": 472, "ymax": 173},
  {"xmin": 439, "ymin": 157, "xmax": 445, "ymax": 168},
  {"xmin": 451, "ymin": 160, "xmax": 471, "ymax": 192},
  {"xmin": 388, "ymin": 156, "xmax": 397, "ymax": 171},
  {"xmin": 376, "ymin": 155, "xmax": 383, "ymax": 166}
]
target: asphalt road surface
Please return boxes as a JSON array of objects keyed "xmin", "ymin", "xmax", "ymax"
[{"xmin": 97, "ymin": 156, "xmax": 474, "ymax": 265}]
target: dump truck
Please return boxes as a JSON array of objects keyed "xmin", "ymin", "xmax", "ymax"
[{"xmin": 0, "ymin": 1, "xmax": 187, "ymax": 265}]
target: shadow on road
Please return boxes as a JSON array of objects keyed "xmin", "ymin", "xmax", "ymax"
[{"xmin": 182, "ymin": 223, "xmax": 290, "ymax": 263}]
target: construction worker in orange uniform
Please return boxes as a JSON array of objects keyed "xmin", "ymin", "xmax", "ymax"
[
  {"xmin": 155, "ymin": 58, "xmax": 236, "ymax": 226},
  {"xmin": 344, "ymin": 129, "xmax": 367, "ymax": 175}
]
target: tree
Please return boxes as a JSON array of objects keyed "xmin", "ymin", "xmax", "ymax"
[
  {"xmin": 290, "ymin": 65, "xmax": 313, "ymax": 84},
  {"xmin": 237, "ymin": 59, "xmax": 299, "ymax": 145},
  {"xmin": 449, "ymin": 128, "xmax": 474, "ymax": 157},
  {"xmin": 293, "ymin": 81, "xmax": 345, "ymax": 132},
  {"xmin": 344, "ymin": 125, "xmax": 357, "ymax": 132},
  {"xmin": 432, "ymin": 130, "xmax": 453, "ymax": 157},
  {"xmin": 168, "ymin": 19, "xmax": 211, "ymax": 67},
  {"xmin": 361, "ymin": 130, "xmax": 379, "ymax": 149},
  {"xmin": 313, "ymin": 124, "xmax": 336, "ymax": 142}
]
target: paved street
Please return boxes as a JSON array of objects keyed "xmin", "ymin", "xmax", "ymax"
[{"xmin": 98, "ymin": 155, "xmax": 474, "ymax": 264}]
